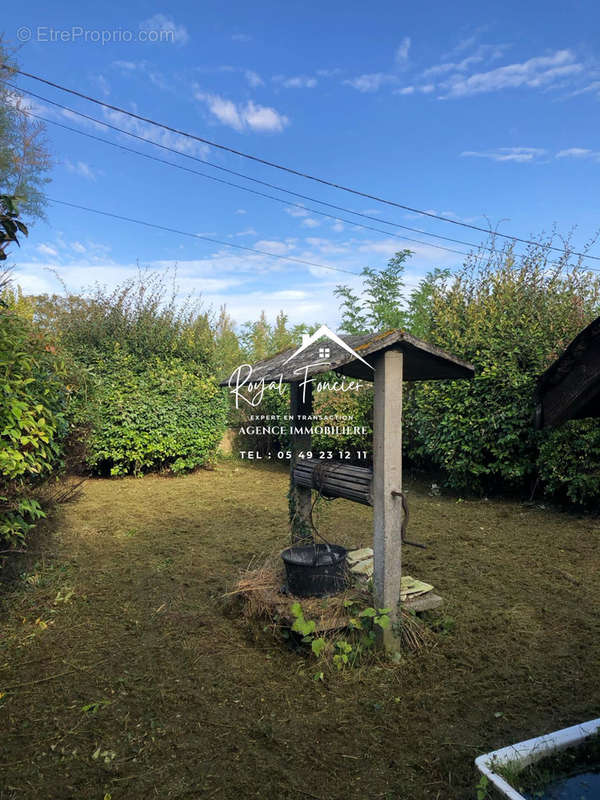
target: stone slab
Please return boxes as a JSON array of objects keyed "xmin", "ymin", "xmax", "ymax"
[{"xmin": 402, "ymin": 592, "xmax": 444, "ymax": 613}]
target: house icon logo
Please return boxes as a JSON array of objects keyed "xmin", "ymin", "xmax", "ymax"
[{"xmin": 283, "ymin": 325, "xmax": 374, "ymax": 371}]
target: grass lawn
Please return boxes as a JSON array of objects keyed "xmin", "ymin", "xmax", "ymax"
[{"xmin": 1, "ymin": 460, "xmax": 599, "ymax": 800}]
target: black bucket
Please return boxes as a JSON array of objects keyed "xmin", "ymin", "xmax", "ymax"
[{"xmin": 281, "ymin": 543, "xmax": 348, "ymax": 598}]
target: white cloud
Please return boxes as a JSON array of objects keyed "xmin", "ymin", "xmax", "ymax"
[
  {"xmin": 556, "ymin": 147, "xmax": 592, "ymax": 158},
  {"xmin": 316, "ymin": 68, "xmax": 343, "ymax": 78},
  {"xmin": 301, "ymin": 218, "xmax": 320, "ymax": 228},
  {"xmin": 96, "ymin": 75, "xmax": 110, "ymax": 97},
  {"xmin": 423, "ymin": 58, "xmax": 479, "ymax": 78},
  {"xmin": 231, "ymin": 228, "xmax": 257, "ymax": 237},
  {"xmin": 12, "ymin": 230, "xmax": 461, "ymax": 331},
  {"xmin": 253, "ymin": 239, "xmax": 292, "ymax": 254},
  {"xmin": 422, "ymin": 44, "xmax": 509, "ymax": 79},
  {"xmin": 556, "ymin": 147, "xmax": 600, "ymax": 161},
  {"xmin": 274, "ymin": 75, "xmax": 318, "ymax": 89},
  {"xmin": 37, "ymin": 244, "xmax": 58, "ymax": 257},
  {"xmin": 461, "ymin": 146, "xmax": 547, "ymax": 163},
  {"xmin": 285, "ymin": 206, "xmax": 309, "ymax": 218},
  {"xmin": 304, "ymin": 237, "xmax": 347, "ymax": 254},
  {"xmin": 568, "ymin": 81, "xmax": 600, "ymax": 97},
  {"xmin": 344, "ymin": 72, "xmax": 397, "ymax": 92},
  {"xmin": 395, "ymin": 84, "xmax": 433, "ymax": 95},
  {"xmin": 197, "ymin": 93, "xmax": 243, "ymax": 130},
  {"xmin": 111, "ymin": 60, "xmax": 168, "ymax": 89},
  {"xmin": 101, "ymin": 107, "xmax": 209, "ymax": 156},
  {"xmin": 71, "ymin": 241, "xmax": 87, "ymax": 254},
  {"xmin": 64, "ymin": 159, "xmax": 98, "ymax": 180},
  {"xmin": 112, "ymin": 60, "xmax": 137, "ymax": 71},
  {"xmin": 332, "ymin": 221, "xmax": 344, "ymax": 232},
  {"xmin": 395, "ymin": 37, "xmax": 411, "ymax": 64},
  {"xmin": 195, "ymin": 92, "xmax": 289, "ymax": 133},
  {"xmin": 245, "ymin": 70, "xmax": 264, "ymax": 88},
  {"xmin": 235, "ymin": 208, "xmax": 247, "ymax": 215},
  {"xmin": 139, "ymin": 14, "xmax": 189, "ymax": 45},
  {"xmin": 243, "ymin": 101, "xmax": 289, "ymax": 132},
  {"xmin": 441, "ymin": 50, "xmax": 582, "ymax": 98}
]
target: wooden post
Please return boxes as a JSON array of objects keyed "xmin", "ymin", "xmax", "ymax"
[
  {"xmin": 373, "ymin": 349, "xmax": 403, "ymax": 650},
  {"xmin": 289, "ymin": 381, "xmax": 314, "ymax": 544}
]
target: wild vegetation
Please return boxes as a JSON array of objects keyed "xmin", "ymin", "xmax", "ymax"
[
  {"xmin": 233, "ymin": 238, "xmax": 600, "ymax": 507},
  {"xmin": 404, "ymin": 239, "xmax": 600, "ymax": 503},
  {"xmin": 3, "ymin": 228, "xmax": 600, "ymax": 563},
  {"xmin": 1, "ymin": 461, "xmax": 598, "ymax": 799},
  {"xmin": 0, "ymin": 38, "xmax": 51, "ymax": 220}
]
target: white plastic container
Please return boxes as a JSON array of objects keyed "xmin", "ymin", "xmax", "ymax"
[{"xmin": 474, "ymin": 718, "xmax": 600, "ymax": 799}]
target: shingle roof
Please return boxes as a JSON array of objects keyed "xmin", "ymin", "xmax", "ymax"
[
  {"xmin": 219, "ymin": 328, "xmax": 474, "ymax": 386},
  {"xmin": 536, "ymin": 316, "xmax": 600, "ymax": 428}
]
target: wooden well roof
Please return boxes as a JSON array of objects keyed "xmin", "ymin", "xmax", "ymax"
[
  {"xmin": 535, "ymin": 316, "xmax": 600, "ymax": 428},
  {"xmin": 220, "ymin": 329, "xmax": 474, "ymax": 385}
]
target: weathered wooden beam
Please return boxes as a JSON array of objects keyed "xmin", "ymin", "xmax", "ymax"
[
  {"xmin": 373, "ymin": 349, "xmax": 404, "ymax": 651},
  {"xmin": 293, "ymin": 459, "xmax": 373, "ymax": 505},
  {"xmin": 289, "ymin": 381, "xmax": 314, "ymax": 544}
]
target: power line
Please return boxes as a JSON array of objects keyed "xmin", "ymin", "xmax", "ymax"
[
  {"xmin": 6, "ymin": 81, "xmax": 494, "ymax": 254},
  {"xmin": 46, "ymin": 196, "xmax": 600, "ymax": 283},
  {"xmin": 22, "ymin": 108, "xmax": 472, "ymax": 258},
  {"xmin": 15, "ymin": 99, "xmax": 599, "ymax": 276},
  {"xmin": 4, "ymin": 64, "xmax": 600, "ymax": 264},
  {"xmin": 17, "ymin": 81, "xmax": 584, "ymax": 269},
  {"xmin": 45, "ymin": 197, "xmax": 363, "ymax": 276}
]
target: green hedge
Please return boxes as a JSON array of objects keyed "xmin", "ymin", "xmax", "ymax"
[
  {"xmin": 0, "ymin": 306, "xmax": 67, "ymax": 546},
  {"xmin": 80, "ymin": 354, "xmax": 227, "ymax": 476},
  {"xmin": 403, "ymin": 247, "xmax": 600, "ymax": 503},
  {"xmin": 538, "ymin": 419, "xmax": 600, "ymax": 506}
]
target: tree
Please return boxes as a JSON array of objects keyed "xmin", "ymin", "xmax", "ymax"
[
  {"xmin": 406, "ymin": 267, "xmax": 451, "ymax": 339},
  {"xmin": 404, "ymin": 238, "xmax": 600, "ymax": 497},
  {"xmin": 0, "ymin": 38, "xmax": 51, "ymax": 221},
  {"xmin": 0, "ymin": 193, "xmax": 28, "ymax": 292},
  {"xmin": 240, "ymin": 310, "xmax": 271, "ymax": 361},
  {"xmin": 335, "ymin": 250, "xmax": 411, "ymax": 334},
  {"xmin": 271, "ymin": 310, "xmax": 295, "ymax": 353},
  {"xmin": 214, "ymin": 305, "xmax": 243, "ymax": 377}
]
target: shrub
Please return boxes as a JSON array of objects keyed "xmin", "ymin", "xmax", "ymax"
[
  {"xmin": 21, "ymin": 270, "xmax": 227, "ymax": 476},
  {"xmin": 404, "ymin": 239, "xmax": 600, "ymax": 498},
  {"xmin": 538, "ymin": 420, "xmax": 600, "ymax": 506},
  {"xmin": 32, "ymin": 268, "xmax": 216, "ymax": 368},
  {"xmin": 78, "ymin": 352, "xmax": 227, "ymax": 476},
  {"xmin": 0, "ymin": 306, "xmax": 67, "ymax": 547},
  {"xmin": 312, "ymin": 385, "xmax": 373, "ymax": 456}
]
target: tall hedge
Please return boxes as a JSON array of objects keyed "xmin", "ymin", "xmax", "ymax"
[
  {"xmin": 79, "ymin": 352, "xmax": 226, "ymax": 476},
  {"xmin": 24, "ymin": 271, "xmax": 227, "ymax": 476},
  {"xmin": 0, "ymin": 305, "xmax": 67, "ymax": 547},
  {"xmin": 404, "ymin": 242, "xmax": 600, "ymax": 501}
]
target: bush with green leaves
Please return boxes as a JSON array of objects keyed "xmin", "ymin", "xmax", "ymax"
[
  {"xmin": 289, "ymin": 599, "xmax": 391, "ymax": 669},
  {"xmin": 312, "ymin": 384, "xmax": 374, "ymax": 456},
  {"xmin": 0, "ymin": 305, "xmax": 67, "ymax": 547},
  {"xmin": 20, "ymin": 270, "xmax": 227, "ymax": 477},
  {"xmin": 537, "ymin": 419, "xmax": 600, "ymax": 505},
  {"xmin": 78, "ymin": 351, "xmax": 227, "ymax": 476},
  {"xmin": 404, "ymin": 240, "xmax": 600, "ymax": 499}
]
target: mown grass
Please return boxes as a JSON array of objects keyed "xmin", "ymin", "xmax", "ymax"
[{"xmin": 1, "ymin": 460, "xmax": 599, "ymax": 800}]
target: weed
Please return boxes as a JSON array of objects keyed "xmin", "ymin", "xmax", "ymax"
[{"xmin": 475, "ymin": 774, "xmax": 489, "ymax": 800}]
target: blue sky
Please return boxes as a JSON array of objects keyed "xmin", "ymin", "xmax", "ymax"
[{"xmin": 3, "ymin": 0, "xmax": 600, "ymax": 328}]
